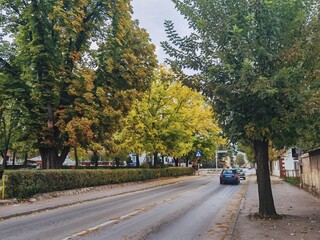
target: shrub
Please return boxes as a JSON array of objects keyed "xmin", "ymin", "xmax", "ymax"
[{"xmin": 4, "ymin": 167, "xmax": 193, "ymax": 199}]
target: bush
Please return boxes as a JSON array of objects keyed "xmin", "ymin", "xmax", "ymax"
[{"xmin": 4, "ymin": 167, "xmax": 194, "ymax": 199}]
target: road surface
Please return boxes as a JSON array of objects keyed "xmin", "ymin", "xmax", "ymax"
[{"xmin": 0, "ymin": 173, "xmax": 247, "ymax": 240}]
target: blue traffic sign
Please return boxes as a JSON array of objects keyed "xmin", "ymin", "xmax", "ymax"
[{"xmin": 195, "ymin": 151, "xmax": 202, "ymax": 157}]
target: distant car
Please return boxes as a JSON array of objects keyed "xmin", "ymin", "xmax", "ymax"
[
  {"xmin": 220, "ymin": 169, "xmax": 240, "ymax": 185},
  {"xmin": 236, "ymin": 168, "xmax": 246, "ymax": 180}
]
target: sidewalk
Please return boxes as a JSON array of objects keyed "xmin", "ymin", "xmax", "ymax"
[{"xmin": 230, "ymin": 175, "xmax": 320, "ymax": 240}]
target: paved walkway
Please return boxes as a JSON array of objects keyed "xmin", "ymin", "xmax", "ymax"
[{"xmin": 230, "ymin": 175, "xmax": 320, "ymax": 240}]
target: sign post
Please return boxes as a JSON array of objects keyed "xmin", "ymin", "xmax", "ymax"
[{"xmin": 195, "ymin": 151, "xmax": 202, "ymax": 175}]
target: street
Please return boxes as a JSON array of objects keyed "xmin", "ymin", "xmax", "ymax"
[{"xmin": 0, "ymin": 173, "xmax": 247, "ymax": 240}]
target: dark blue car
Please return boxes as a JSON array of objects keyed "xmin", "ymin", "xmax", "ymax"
[{"xmin": 220, "ymin": 169, "xmax": 240, "ymax": 185}]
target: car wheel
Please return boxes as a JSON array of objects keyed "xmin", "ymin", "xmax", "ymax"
[
  {"xmin": 244, "ymin": 177, "xmax": 246, "ymax": 180},
  {"xmin": 220, "ymin": 181, "xmax": 223, "ymax": 184}
]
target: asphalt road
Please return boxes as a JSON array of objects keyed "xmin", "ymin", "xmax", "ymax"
[{"xmin": 0, "ymin": 174, "xmax": 246, "ymax": 240}]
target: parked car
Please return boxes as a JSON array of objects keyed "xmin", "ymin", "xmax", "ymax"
[
  {"xmin": 220, "ymin": 168, "xmax": 240, "ymax": 185},
  {"xmin": 236, "ymin": 168, "xmax": 246, "ymax": 180}
]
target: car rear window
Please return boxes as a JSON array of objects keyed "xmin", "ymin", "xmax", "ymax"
[{"xmin": 223, "ymin": 169, "xmax": 236, "ymax": 174}]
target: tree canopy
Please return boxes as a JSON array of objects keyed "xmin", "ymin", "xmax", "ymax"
[
  {"xmin": 117, "ymin": 66, "xmax": 222, "ymax": 166},
  {"xmin": 162, "ymin": 0, "xmax": 320, "ymax": 217},
  {"xmin": 0, "ymin": 0, "xmax": 157, "ymax": 168}
]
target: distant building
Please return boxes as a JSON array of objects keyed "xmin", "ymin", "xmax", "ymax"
[{"xmin": 270, "ymin": 148, "xmax": 300, "ymax": 177}]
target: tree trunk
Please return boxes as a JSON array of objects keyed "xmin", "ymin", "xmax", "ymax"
[
  {"xmin": 12, "ymin": 151, "xmax": 16, "ymax": 166},
  {"xmin": 186, "ymin": 156, "xmax": 189, "ymax": 167},
  {"xmin": 23, "ymin": 152, "xmax": 28, "ymax": 167},
  {"xmin": 92, "ymin": 151, "xmax": 99, "ymax": 169},
  {"xmin": 1, "ymin": 149, "xmax": 9, "ymax": 168},
  {"xmin": 74, "ymin": 147, "xmax": 79, "ymax": 168},
  {"xmin": 115, "ymin": 157, "xmax": 120, "ymax": 167},
  {"xmin": 174, "ymin": 157, "xmax": 179, "ymax": 167},
  {"xmin": 153, "ymin": 152, "xmax": 158, "ymax": 167},
  {"xmin": 40, "ymin": 146, "xmax": 70, "ymax": 169},
  {"xmin": 254, "ymin": 138, "xmax": 278, "ymax": 218},
  {"xmin": 136, "ymin": 154, "xmax": 140, "ymax": 167}
]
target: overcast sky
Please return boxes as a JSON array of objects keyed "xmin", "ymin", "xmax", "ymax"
[{"xmin": 131, "ymin": 0, "xmax": 190, "ymax": 63}]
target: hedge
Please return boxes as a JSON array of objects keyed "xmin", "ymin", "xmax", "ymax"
[{"xmin": 4, "ymin": 167, "xmax": 194, "ymax": 199}]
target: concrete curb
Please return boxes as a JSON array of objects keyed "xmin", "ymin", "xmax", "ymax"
[{"xmin": 224, "ymin": 176, "xmax": 251, "ymax": 240}]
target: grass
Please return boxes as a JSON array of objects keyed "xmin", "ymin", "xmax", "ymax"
[{"xmin": 285, "ymin": 177, "xmax": 300, "ymax": 186}]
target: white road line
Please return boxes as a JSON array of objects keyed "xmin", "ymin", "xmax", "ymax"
[{"xmin": 61, "ymin": 210, "xmax": 141, "ymax": 240}]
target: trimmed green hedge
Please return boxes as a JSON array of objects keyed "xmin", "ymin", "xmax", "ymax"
[{"xmin": 4, "ymin": 167, "xmax": 194, "ymax": 199}]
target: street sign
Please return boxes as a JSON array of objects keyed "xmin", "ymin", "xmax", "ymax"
[{"xmin": 195, "ymin": 151, "xmax": 202, "ymax": 157}]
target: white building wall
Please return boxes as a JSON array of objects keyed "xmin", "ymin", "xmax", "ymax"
[
  {"xmin": 284, "ymin": 149, "xmax": 296, "ymax": 170},
  {"xmin": 129, "ymin": 153, "xmax": 175, "ymax": 166},
  {"xmin": 271, "ymin": 160, "xmax": 280, "ymax": 177}
]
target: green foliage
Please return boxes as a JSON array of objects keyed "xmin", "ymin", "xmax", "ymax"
[
  {"xmin": 163, "ymin": 0, "xmax": 320, "ymax": 217},
  {"xmin": 116, "ymin": 66, "xmax": 221, "ymax": 161},
  {"xmin": 235, "ymin": 153, "xmax": 245, "ymax": 167},
  {"xmin": 0, "ymin": 0, "xmax": 157, "ymax": 168},
  {"xmin": 163, "ymin": 0, "xmax": 319, "ymax": 149},
  {"xmin": 4, "ymin": 168, "xmax": 194, "ymax": 199}
]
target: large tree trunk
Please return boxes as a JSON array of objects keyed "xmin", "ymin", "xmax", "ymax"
[
  {"xmin": 39, "ymin": 101, "xmax": 70, "ymax": 169},
  {"xmin": 40, "ymin": 146, "xmax": 70, "ymax": 169},
  {"xmin": 254, "ymin": 138, "xmax": 278, "ymax": 218}
]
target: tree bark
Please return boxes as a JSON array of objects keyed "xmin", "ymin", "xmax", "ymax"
[
  {"xmin": 23, "ymin": 152, "xmax": 28, "ymax": 167},
  {"xmin": 254, "ymin": 138, "xmax": 278, "ymax": 218},
  {"xmin": 40, "ymin": 146, "xmax": 70, "ymax": 169},
  {"xmin": 12, "ymin": 151, "xmax": 16, "ymax": 166},
  {"xmin": 92, "ymin": 151, "xmax": 99, "ymax": 169},
  {"xmin": 174, "ymin": 157, "xmax": 179, "ymax": 167},
  {"xmin": 0, "ymin": 150, "xmax": 9, "ymax": 168},
  {"xmin": 74, "ymin": 147, "xmax": 79, "ymax": 168},
  {"xmin": 115, "ymin": 157, "xmax": 120, "ymax": 167},
  {"xmin": 136, "ymin": 154, "xmax": 140, "ymax": 167},
  {"xmin": 153, "ymin": 152, "xmax": 158, "ymax": 167}
]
